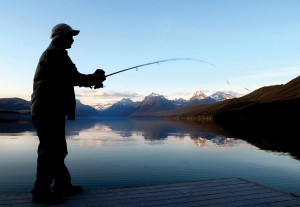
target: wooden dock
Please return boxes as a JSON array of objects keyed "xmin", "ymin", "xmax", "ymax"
[{"xmin": 1, "ymin": 178, "xmax": 300, "ymax": 207}]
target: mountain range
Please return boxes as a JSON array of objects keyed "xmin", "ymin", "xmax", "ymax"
[
  {"xmin": 0, "ymin": 90, "xmax": 239, "ymax": 120},
  {"xmin": 98, "ymin": 91, "xmax": 240, "ymax": 117},
  {"xmin": 1, "ymin": 71, "xmax": 299, "ymax": 124}
]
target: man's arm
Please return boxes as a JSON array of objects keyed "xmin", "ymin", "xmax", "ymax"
[{"xmin": 72, "ymin": 68, "xmax": 106, "ymax": 89}]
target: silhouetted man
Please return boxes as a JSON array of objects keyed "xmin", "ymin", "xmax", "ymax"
[{"xmin": 31, "ymin": 23, "xmax": 106, "ymax": 204}]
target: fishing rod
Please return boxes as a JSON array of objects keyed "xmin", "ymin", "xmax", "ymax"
[{"xmin": 105, "ymin": 58, "xmax": 214, "ymax": 77}]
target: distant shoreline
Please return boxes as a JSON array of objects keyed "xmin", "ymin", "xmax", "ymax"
[{"xmin": 0, "ymin": 110, "xmax": 31, "ymax": 122}]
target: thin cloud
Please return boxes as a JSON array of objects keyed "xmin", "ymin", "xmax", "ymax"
[
  {"xmin": 102, "ymin": 91, "xmax": 141, "ymax": 99},
  {"xmin": 166, "ymin": 89, "xmax": 217, "ymax": 100},
  {"xmin": 226, "ymin": 66, "xmax": 300, "ymax": 94},
  {"xmin": 77, "ymin": 90, "xmax": 140, "ymax": 100},
  {"xmin": 76, "ymin": 90, "xmax": 142, "ymax": 106},
  {"xmin": 239, "ymin": 67, "xmax": 300, "ymax": 80}
]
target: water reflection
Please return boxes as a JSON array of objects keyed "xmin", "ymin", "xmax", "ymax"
[
  {"xmin": 102, "ymin": 118, "xmax": 300, "ymax": 160},
  {"xmin": 66, "ymin": 118, "xmax": 238, "ymax": 146},
  {"xmin": 1, "ymin": 118, "xmax": 300, "ymax": 195},
  {"xmin": 65, "ymin": 118, "xmax": 300, "ymax": 161},
  {"xmin": 0, "ymin": 118, "xmax": 299, "ymax": 160},
  {"xmin": 216, "ymin": 121, "xmax": 300, "ymax": 161},
  {"xmin": 0, "ymin": 120, "xmax": 34, "ymax": 134}
]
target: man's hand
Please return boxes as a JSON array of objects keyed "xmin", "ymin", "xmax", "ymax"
[
  {"xmin": 93, "ymin": 69, "xmax": 106, "ymax": 89},
  {"xmin": 93, "ymin": 69, "xmax": 105, "ymax": 76}
]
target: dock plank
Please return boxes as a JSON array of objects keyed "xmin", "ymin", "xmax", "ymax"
[{"xmin": 0, "ymin": 178, "xmax": 299, "ymax": 207}]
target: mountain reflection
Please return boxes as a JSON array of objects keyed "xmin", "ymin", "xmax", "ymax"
[
  {"xmin": 193, "ymin": 137, "xmax": 238, "ymax": 148},
  {"xmin": 0, "ymin": 120, "xmax": 35, "ymax": 134},
  {"xmin": 216, "ymin": 121, "xmax": 300, "ymax": 161},
  {"xmin": 69, "ymin": 118, "xmax": 231, "ymax": 143},
  {"xmin": 1, "ymin": 118, "xmax": 300, "ymax": 160},
  {"xmin": 68, "ymin": 118, "xmax": 300, "ymax": 160}
]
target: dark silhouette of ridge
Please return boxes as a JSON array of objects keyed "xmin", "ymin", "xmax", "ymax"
[{"xmin": 168, "ymin": 75, "xmax": 300, "ymax": 124}]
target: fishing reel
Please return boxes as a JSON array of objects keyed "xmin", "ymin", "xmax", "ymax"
[
  {"xmin": 93, "ymin": 69, "xmax": 106, "ymax": 89},
  {"xmin": 94, "ymin": 82, "xmax": 104, "ymax": 89}
]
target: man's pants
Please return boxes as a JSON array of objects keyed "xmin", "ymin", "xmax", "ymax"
[{"xmin": 32, "ymin": 115, "xmax": 71, "ymax": 194}]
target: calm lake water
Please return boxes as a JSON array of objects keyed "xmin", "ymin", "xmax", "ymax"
[{"xmin": 0, "ymin": 117, "xmax": 300, "ymax": 195}]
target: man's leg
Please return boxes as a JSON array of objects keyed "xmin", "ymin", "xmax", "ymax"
[
  {"xmin": 31, "ymin": 115, "xmax": 65, "ymax": 204},
  {"xmin": 50, "ymin": 117, "xmax": 83, "ymax": 196},
  {"xmin": 53, "ymin": 161, "xmax": 71, "ymax": 187},
  {"xmin": 53, "ymin": 161, "xmax": 82, "ymax": 196}
]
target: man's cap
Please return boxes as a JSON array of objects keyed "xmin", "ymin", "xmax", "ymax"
[{"xmin": 51, "ymin": 23, "xmax": 80, "ymax": 39}]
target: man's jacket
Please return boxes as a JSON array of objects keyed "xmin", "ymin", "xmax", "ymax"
[{"xmin": 31, "ymin": 43, "xmax": 95, "ymax": 120}]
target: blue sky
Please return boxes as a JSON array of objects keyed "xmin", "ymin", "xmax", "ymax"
[{"xmin": 0, "ymin": 0, "xmax": 299, "ymax": 106}]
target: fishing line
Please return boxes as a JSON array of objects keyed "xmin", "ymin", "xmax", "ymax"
[{"xmin": 105, "ymin": 58, "xmax": 214, "ymax": 78}]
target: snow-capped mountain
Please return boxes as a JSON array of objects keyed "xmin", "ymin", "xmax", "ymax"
[
  {"xmin": 99, "ymin": 98, "xmax": 137, "ymax": 117},
  {"xmin": 189, "ymin": 91, "xmax": 216, "ymax": 105},
  {"xmin": 209, "ymin": 91, "xmax": 238, "ymax": 101},
  {"xmin": 190, "ymin": 91, "xmax": 207, "ymax": 101},
  {"xmin": 172, "ymin": 98, "xmax": 188, "ymax": 106},
  {"xmin": 116, "ymin": 98, "xmax": 135, "ymax": 106},
  {"xmin": 95, "ymin": 103, "xmax": 113, "ymax": 111},
  {"xmin": 135, "ymin": 93, "xmax": 177, "ymax": 113},
  {"xmin": 140, "ymin": 93, "xmax": 166, "ymax": 105}
]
